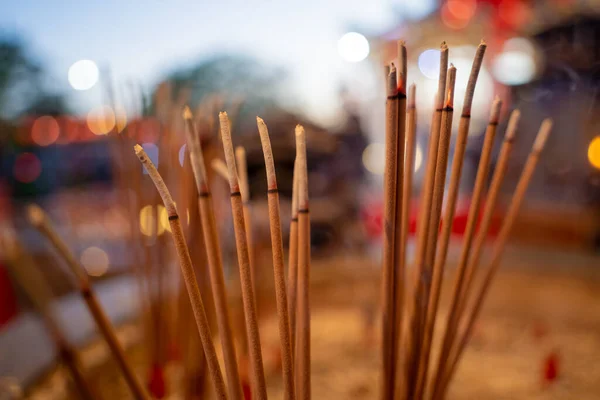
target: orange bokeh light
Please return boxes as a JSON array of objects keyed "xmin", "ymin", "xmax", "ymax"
[
  {"xmin": 442, "ymin": 0, "xmax": 475, "ymax": 30},
  {"xmin": 31, "ymin": 116, "xmax": 60, "ymax": 146},
  {"xmin": 87, "ymin": 106, "xmax": 116, "ymax": 135}
]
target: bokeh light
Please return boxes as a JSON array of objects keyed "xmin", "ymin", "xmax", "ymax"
[
  {"xmin": 31, "ymin": 116, "xmax": 60, "ymax": 146},
  {"xmin": 362, "ymin": 143, "xmax": 385, "ymax": 175},
  {"xmin": 447, "ymin": 0, "xmax": 477, "ymax": 20},
  {"xmin": 338, "ymin": 32, "xmax": 370, "ymax": 63},
  {"xmin": 13, "ymin": 153, "xmax": 42, "ymax": 183},
  {"xmin": 492, "ymin": 51, "xmax": 536, "ymax": 85},
  {"xmin": 414, "ymin": 144, "xmax": 423, "ymax": 172},
  {"xmin": 68, "ymin": 60, "xmax": 99, "ymax": 91},
  {"xmin": 80, "ymin": 246, "xmax": 109, "ymax": 277},
  {"xmin": 87, "ymin": 106, "xmax": 116, "ymax": 135},
  {"xmin": 418, "ymin": 49, "xmax": 440, "ymax": 80},
  {"xmin": 588, "ymin": 136, "xmax": 600, "ymax": 170},
  {"xmin": 441, "ymin": 2, "xmax": 471, "ymax": 30},
  {"xmin": 179, "ymin": 144, "xmax": 187, "ymax": 167},
  {"xmin": 140, "ymin": 205, "xmax": 163, "ymax": 236}
]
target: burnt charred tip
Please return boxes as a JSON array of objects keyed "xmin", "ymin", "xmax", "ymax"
[
  {"xmin": 441, "ymin": 41, "xmax": 448, "ymax": 51},
  {"xmin": 387, "ymin": 69, "xmax": 398, "ymax": 97}
]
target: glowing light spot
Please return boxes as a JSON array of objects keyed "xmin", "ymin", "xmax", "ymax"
[
  {"xmin": 31, "ymin": 116, "xmax": 60, "ymax": 146},
  {"xmin": 158, "ymin": 205, "xmax": 171, "ymax": 233},
  {"xmin": 141, "ymin": 143, "xmax": 159, "ymax": 174},
  {"xmin": 338, "ymin": 32, "xmax": 370, "ymax": 63},
  {"xmin": 414, "ymin": 144, "xmax": 423, "ymax": 172},
  {"xmin": 588, "ymin": 137, "xmax": 600, "ymax": 170},
  {"xmin": 441, "ymin": 3, "xmax": 470, "ymax": 29},
  {"xmin": 140, "ymin": 205, "xmax": 164, "ymax": 236},
  {"xmin": 362, "ymin": 143, "xmax": 385, "ymax": 175},
  {"xmin": 87, "ymin": 106, "xmax": 116, "ymax": 135},
  {"xmin": 492, "ymin": 51, "xmax": 536, "ymax": 85},
  {"xmin": 418, "ymin": 49, "xmax": 440, "ymax": 80},
  {"xmin": 68, "ymin": 60, "xmax": 99, "ymax": 91},
  {"xmin": 80, "ymin": 247, "xmax": 109, "ymax": 277},
  {"xmin": 179, "ymin": 144, "xmax": 187, "ymax": 167},
  {"xmin": 14, "ymin": 153, "xmax": 42, "ymax": 183},
  {"xmin": 447, "ymin": 0, "xmax": 476, "ymax": 20},
  {"xmin": 115, "ymin": 107, "xmax": 127, "ymax": 133}
]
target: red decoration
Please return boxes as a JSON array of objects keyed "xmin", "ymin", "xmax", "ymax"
[
  {"xmin": 542, "ymin": 351, "xmax": 559, "ymax": 385},
  {"xmin": 148, "ymin": 363, "xmax": 166, "ymax": 398}
]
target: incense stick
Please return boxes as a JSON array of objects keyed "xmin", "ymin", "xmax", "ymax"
[
  {"xmin": 393, "ymin": 83, "xmax": 417, "ymax": 398},
  {"xmin": 415, "ymin": 43, "xmax": 487, "ymax": 398},
  {"xmin": 184, "ymin": 108, "xmax": 243, "ymax": 400},
  {"xmin": 430, "ymin": 109, "xmax": 521, "ymax": 398},
  {"xmin": 134, "ymin": 144, "xmax": 228, "ymax": 400},
  {"xmin": 391, "ymin": 41, "xmax": 408, "ymax": 393},
  {"xmin": 288, "ymin": 159, "xmax": 300, "ymax": 366},
  {"xmin": 1, "ymin": 231, "xmax": 99, "ymax": 400},
  {"xmin": 295, "ymin": 125, "xmax": 311, "ymax": 400},
  {"xmin": 211, "ymin": 159, "xmax": 231, "ymax": 182},
  {"xmin": 434, "ymin": 119, "xmax": 552, "ymax": 399},
  {"xmin": 27, "ymin": 204, "xmax": 150, "ymax": 400},
  {"xmin": 380, "ymin": 65, "xmax": 399, "ymax": 400},
  {"xmin": 236, "ymin": 146, "xmax": 259, "ymax": 315},
  {"xmin": 219, "ymin": 112, "xmax": 268, "ymax": 400},
  {"xmin": 257, "ymin": 117, "xmax": 296, "ymax": 400}
]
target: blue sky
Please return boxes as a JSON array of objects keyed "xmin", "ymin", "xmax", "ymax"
[{"xmin": 1, "ymin": 0, "xmax": 435, "ymax": 123}]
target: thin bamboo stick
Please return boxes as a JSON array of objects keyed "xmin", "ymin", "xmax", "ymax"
[
  {"xmin": 218, "ymin": 112, "xmax": 268, "ymax": 400},
  {"xmin": 414, "ymin": 43, "xmax": 487, "ymax": 399},
  {"xmin": 434, "ymin": 119, "xmax": 552, "ymax": 399},
  {"xmin": 393, "ymin": 83, "xmax": 417, "ymax": 399},
  {"xmin": 236, "ymin": 146, "xmax": 259, "ymax": 314},
  {"xmin": 184, "ymin": 108, "xmax": 243, "ymax": 400},
  {"xmin": 1, "ymin": 231, "xmax": 99, "ymax": 400},
  {"xmin": 288, "ymin": 159, "xmax": 300, "ymax": 366},
  {"xmin": 400, "ymin": 42, "xmax": 449, "ymax": 397},
  {"xmin": 134, "ymin": 144, "xmax": 228, "ymax": 400},
  {"xmin": 295, "ymin": 124, "xmax": 311, "ymax": 400},
  {"xmin": 429, "ymin": 109, "xmax": 521, "ymax": 398},
  {"xmin": 391, "ymin": 41, "xmax": 408, "ymax": 393},
  {"xmin": 380, "ymin": 64, "xmax": 399, "ymax": 400},
  {"xmin": 257, "ymin": 117, "xmax": 296, "ymax": 400},
  {"xmin": 27, "ymin": 205, "xmax": 150, "ymax": 400}
]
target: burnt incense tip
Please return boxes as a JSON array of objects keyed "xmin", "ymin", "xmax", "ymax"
[
  {"xmin": 295, "ymin": 124, "xmax": 305, "ymax": 139},
  {"xmin": 533, "ymin": 119, "xmax": 552, "ymax": 152},
  {"xmin": 441, "ymin": 41, "xmax": 448, "ymax": 51},
  {"xmin": 26, "ymin": 204, "xmax": 45, "ymax": 227},
  {"xmin": 445, "ymin": 66, "xmax": 457, "ymax": 107},
  {"xmin": 134, "ymin": 144, "xmax": 144, "ymax": 155},
  {"xmin": 398, "ymin": 39, "xmax": 406, "ymax": 46},
  {"xmin": 183, "ymin": 105, "xmax": 193, "ymax": 120},
  {"xmin": 480, "ymin": 38, "xmax": 486, "ymax": 46},
  {"xmin": 387, "ymin": 68, "xmax": 398, "ymax": 97},
  {"xmin": 408, "ymin": 84, "xmax": 416, "ymax": 108},
  {"xmin": 505, "ymin": 109, "xmax": 521, "ymax": 141},
  {"xmin": 490, "ymin": 97, "xmax": 502, "ymax": 123}
]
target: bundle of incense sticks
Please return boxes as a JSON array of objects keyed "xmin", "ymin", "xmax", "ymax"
[
  {"xmin": 11, "ymin": 38, "xmax": 553, "ymax": 400},
  {"xmin": 379, "ymin": 40, "xmax": 552, "ymax": 400}
]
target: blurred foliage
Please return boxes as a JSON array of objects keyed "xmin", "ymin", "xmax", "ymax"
[
  {"xmin": 0, "ymin": 36, "xmax": 70, "ymax": 120},
  {"xmin": 156, "ymin": 54, "xmax": 288, "ymax": 126}
]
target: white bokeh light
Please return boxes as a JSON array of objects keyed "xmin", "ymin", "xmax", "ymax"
[
  {"xmin": 68, "ymin": 60, "xmax": 99, "ymax": 91},
  {"xmin": 492, "ymin": 51, "xmax": 536, "ymax": 85},
  {"xmin": 338, "ymin": 32, "xmax": 370, "ymax": 63}
]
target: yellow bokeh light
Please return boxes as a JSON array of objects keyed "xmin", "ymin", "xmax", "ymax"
[
  {"xmin": 87, "ymin": 106, "xmax": 116, "ymax": 135},
  {"xmin": 362, "ymin": 143, "xmax": 385, "ymax": 175},
  {"xmin": 588, "ymin": 136, "xmax": 600, "ymax": 170},
  {"xmin": 80, "ymin": 247, "xmax": 109, "ymax": 277},
  {"xmin": 140, "ymin": 205, "xmax": 164, "ymax": 236}
]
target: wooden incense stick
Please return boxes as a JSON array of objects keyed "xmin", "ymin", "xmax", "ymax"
[
  {"xmin": 435, "ymin": 119, "xmax": 552, "ymax": 399},
  {"xmin": 393, "ymin": 83, "xmax": 417, "ymax": 398},
  {"xmin": 414, "ymin": 43, "xmax": 487, "ymax": 398},
  {"xmin": 257, "ymin": 117, "xmax": 296, "ymax": 400},
  {"xmin": 211, "ymin": 159, "xmax": 231, "ymax": 182},
  {"xmin": 399, "ymin": 43, "xmax": 448, "ymax": 399},
  {"xmin": 134, "ymin": 144, "xmax": 228, "ymax": 400},
  {"xmin": 295, "ymin": 124, "xmax": 311, "ymax": 400},
  {"xmin": 184, "ymin": 107, "xmax": 244, "ymax": 400},
  {"xmin": 380, "ymin": 64, "xmax": 399, "ymax": 400},
  {"xmin": 288, "ymin": 159, "xmax": 300, "ymax": 365},
  {"xmin": 391, "ymin": 41, "xmax": 408, "ymax": 391},
  {"xmin": 411, "ymin": 65, "xmax": 457, "ymax": 399},
  {"xmin": 429, "ymin": 109, "xmax": 521, "ymax": 398},
  {"xmin": 236, "ymin": 146, "xmax": 259, "ymax": 313},
  {"xmin": 27, "ymin": 204, "xmax": 150, "ymax": 400},
  {"xmin": 1, "ymin": 231, "xmax": 99, "ymax": 400},
  {"xmin": 218, "ymin": 112, "xmax": 268, "ymax": 400}
]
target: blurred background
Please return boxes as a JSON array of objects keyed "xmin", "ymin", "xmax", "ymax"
[{"xmin": 1, "ymin": 0, "xmax": 600, "ymax": 398}]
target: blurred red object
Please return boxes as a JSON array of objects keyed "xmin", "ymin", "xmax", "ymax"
[
  {"xmin": 0, "ymin": 263, "xmax": 18, "ymax": 327},
  {"xmin": 543, "ymin": 351, "xmax": 559, "ymax": 385},
  {"xmin": 148, "ymin": 364, "xmax": 166, "ymax": 398}
]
